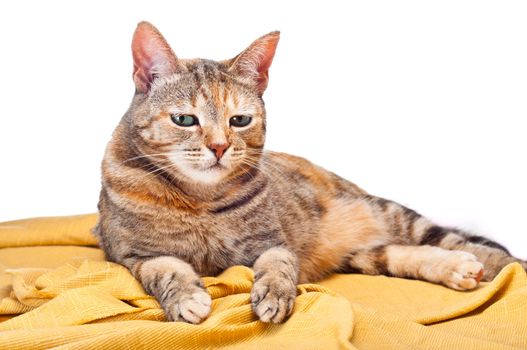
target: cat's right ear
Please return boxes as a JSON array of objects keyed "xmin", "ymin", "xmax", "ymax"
[{"xmin": 132, "ymin": 21, "xmax": 180, "ymax": 94}]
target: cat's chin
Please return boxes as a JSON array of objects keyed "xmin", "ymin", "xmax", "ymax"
[{"xmin": 176, "ymin": 163, "xmax": 229, "ymax": 186}]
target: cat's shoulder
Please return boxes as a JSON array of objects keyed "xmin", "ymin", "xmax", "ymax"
[{"xmin": 263, "ymin": 151, "xmax": 313, "ymax": 168}]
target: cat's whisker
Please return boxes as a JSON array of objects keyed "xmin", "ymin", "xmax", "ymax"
[
  {"xmin": 234, "ymin": 161, "xmax": 258, "ymax": 183},
  {"xmin": 122, "ymin": 153, "xmax": 175, "ymax": 164},
  {"xmin": 239, "ymin": 158, "xmax": 277, "ymax": 180},
  {"xmin": 245, "ymin": 155, "xmax": 289, "ymax": 179},
  {"xmin": 255, "ymin": 162, "xmax": 291, "ymax": 186},
  {"xmin": 134, "ymin": 160, "xmax": 180, "ymax": 182},
  {"xmin": 122, "ymin": 158, "xmax": 174, "ymax": 176},
  {"xmin": 244, "ymin": 151, "xmax": 293, "ymax": 179}
]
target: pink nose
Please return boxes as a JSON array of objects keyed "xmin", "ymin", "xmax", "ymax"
[{"xmin": 207, "ymin": 143, "xmax": 230, "ymax": 160}]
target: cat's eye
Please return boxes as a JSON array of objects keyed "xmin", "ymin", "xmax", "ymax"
[
  {"xmin": 229, "ymin": 115, "xmax": 252, "ymax": 128},
  {"xmin": 171, "ymin": 114, "xmax": 199, "ymax": 127}
]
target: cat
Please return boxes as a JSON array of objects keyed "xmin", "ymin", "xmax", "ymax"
[{"xmin": 94, "ymin": 21, "xmax": 527, "ymax": 324}]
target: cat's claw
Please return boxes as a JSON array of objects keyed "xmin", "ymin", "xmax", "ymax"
[
  {"xmin": 167, "ymin": 289, "xmax": 212, "ymax": 324},
  {"xmin": 251, "ymin": 275, "xmax": 296, "ymax": 323}
]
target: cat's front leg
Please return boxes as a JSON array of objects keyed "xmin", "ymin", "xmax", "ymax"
[
  {"xmin": 135, "ymin": 256, "xmax": 211, "ymax": 323},
  {"xmin": 251, "ymin": 246, "xmax": 298, "ymax": 323}
]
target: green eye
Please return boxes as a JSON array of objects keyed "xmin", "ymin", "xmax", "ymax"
[
  {"xmin": 171, "ymin": 114, "xmax": 198, "ymax": 127},
  {"xmin": 229, "ymin": 115, "xmax": 252, "ymax": 127}
]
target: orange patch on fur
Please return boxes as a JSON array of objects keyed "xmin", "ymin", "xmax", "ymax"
[
  {"xmin": 299, "ymin": 199, "xmax": 388, "ymax": 282},
  {"xmin": 231, "ymin": 90, "xmax": 239, "ymax": 108},
  {"xmin": 154, "ymin": 111, "xmax": 170, "ymax": 121},
  {"xmin": 222, "ymin": 85, "xmax": 229, "ymax": 104},
  {"xmin": 211, "ymin": 83, "xmax": 222, "ymax": 109},
  {"xmin": 476, "ymin": 268, "xmax": 484, "ymax": 283},
  {"xmin": 273, "ymin": 153, "xmax": 337, "ymax": 194},
  {"xmin": 120, "ymin": 188, "xmax": 200, "ymax": 212},
  {"xmin": 103, "ymin": 166, "xmax": 202, "ymax": 213}
]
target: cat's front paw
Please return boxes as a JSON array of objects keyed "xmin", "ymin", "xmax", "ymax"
[
  {"xmin": 165, "ymin": 287, "xmax": 212, "ymax": 324},
  {"xmin": 251, "ymin": 273, "xmax": 296, "ymax": 323},
  {"xmin": 438, "ymin": 251, "xmax": 484, "ymax": 291}
]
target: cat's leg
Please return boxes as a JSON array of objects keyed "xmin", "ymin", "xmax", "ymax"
[
  {"xmin": 417, "ymin": 226, "xmax": 527, "ymax": 281},
  {"xmin": 369, "ymin": 196, "xmax": 527, "ymax": 281},
  {"xmin": 346, "ymin": 244, "xmax": 484, "ymax": 290},
  {"xmin": 251, "ymin": 246, "xmax": 298, "ymax": 323},
  {"xmin": 127, "ymin": 255, "xmax": 211, "ymax": 323}
]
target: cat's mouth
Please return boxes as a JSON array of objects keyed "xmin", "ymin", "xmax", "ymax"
[
  {"xmin": 207, "ymin": 162, "xmax": 226, "ymax": 171},
  {"xmin": 206, "ymin": 159, "xmax": 230, "ymax": 171}
]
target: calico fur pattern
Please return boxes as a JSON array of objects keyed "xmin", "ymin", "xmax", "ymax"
[{"xmin": 94, "ymin": 22, "xmax": 527, "ymax": 324}]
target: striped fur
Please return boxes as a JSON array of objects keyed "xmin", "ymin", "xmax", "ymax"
[{"xmin": 94, "ymin": 22, "xmax": 526, "ymax": 324}]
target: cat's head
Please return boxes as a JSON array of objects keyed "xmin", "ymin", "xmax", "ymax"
[{"xmin": 123, "ymin": 21, "xmax": 279, "ymax": 185}]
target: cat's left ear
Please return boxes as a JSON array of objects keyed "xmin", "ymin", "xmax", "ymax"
[{"xmin": 228, "ymin": 31, "xmax": 280, "ymax": 96}]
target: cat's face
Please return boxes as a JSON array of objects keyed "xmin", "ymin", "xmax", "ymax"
[{"xmin": 126, "ymin": 22, "xmax": 279, "ymax": 185}]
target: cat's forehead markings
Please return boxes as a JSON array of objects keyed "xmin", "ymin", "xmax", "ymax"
[
  {"xmin": 232, "ymin": 90, "xmax": 241, "ymax": 109},
  {"xmin": 190, "ymin": 91, "xmax": 197, "ymax": 108},
  {"xmin": 149, "ymin": 62, "xmax": 257, "ymax": 121},
  {"xmin": 151, "ymin": 75, "xmax": 183, "ymax": 94},
  {"xmin": 194, "ymin": 92, "xmax": 219, "ymax": 122}
]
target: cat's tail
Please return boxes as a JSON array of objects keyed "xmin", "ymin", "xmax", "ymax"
[{"xmin": 370, "ymin": 196, "xmax": 527, "ymax": 281}]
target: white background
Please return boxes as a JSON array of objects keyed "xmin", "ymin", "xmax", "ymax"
[{"xmin": 0, "ymin": 1, "xmax": 525, "ymax": 259}]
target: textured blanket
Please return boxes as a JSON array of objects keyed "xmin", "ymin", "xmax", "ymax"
[{"xmin": 0, "ymin": 214, "xmax": 526, "ymax": 349}]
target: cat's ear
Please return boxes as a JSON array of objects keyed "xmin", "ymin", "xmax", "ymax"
[
  {"xmin": 131, "ymin": 21, "xmax": 180, "ymax": 93},
  {"xmin": 228, "ymin": 31, "xmax": 280, "ymax": 96}
]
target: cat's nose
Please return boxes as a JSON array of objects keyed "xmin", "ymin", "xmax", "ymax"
[{"xmin": 207, "ymin": 143, "xmax": 230, "ymax": 160}]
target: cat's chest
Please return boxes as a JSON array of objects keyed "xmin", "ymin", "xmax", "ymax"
[{"xmin": 135, "ymin": 211, "xmax": 284, "ymax": 276}]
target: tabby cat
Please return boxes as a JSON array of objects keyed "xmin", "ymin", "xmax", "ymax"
[{"xmin": 94, "ymin": 21, "xmax": 526, "ymax": 324}]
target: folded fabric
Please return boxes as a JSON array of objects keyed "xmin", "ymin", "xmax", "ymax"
[{"xmin": 0, "ymin": 214, "xmax": 526, "ymax": 349}]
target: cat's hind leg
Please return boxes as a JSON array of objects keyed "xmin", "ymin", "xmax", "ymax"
[
  {"xmin": 345, "ymin": 244, "xmax": 484, "ymax": 290},
  {"xmin": 368, "ymin": 196, "xmax": 526, "ymax": 281},
  {"xmin": 418, "ymin": 226, "xmax": 527, "ymax": 281}
]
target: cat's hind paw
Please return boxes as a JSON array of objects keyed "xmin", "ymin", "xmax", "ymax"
[{"xmin": 441, "ymin": 252, "xmax": 484, "ymax": 291}]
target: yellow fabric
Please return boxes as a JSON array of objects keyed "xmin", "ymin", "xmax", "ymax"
[{"xmin": 0, "ymin": 215, "xmax": 525, "ymax": 349}]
